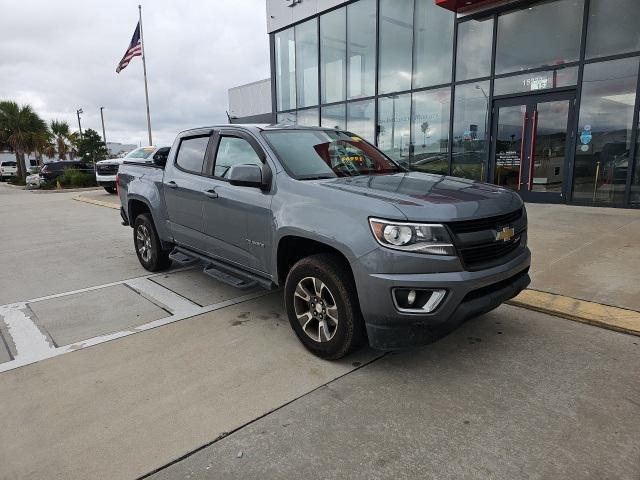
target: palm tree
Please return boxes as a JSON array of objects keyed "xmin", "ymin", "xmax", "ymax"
[
  {"xmin": 0, "ymin": 101, "xmax": 48, "ymax": 179},
  {"xmin": 50, "ymin": 120, "xmax": 72, "ymax": 160}
]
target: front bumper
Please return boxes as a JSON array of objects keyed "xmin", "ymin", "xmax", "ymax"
[
  {"xmin": 352, "ymin": 246, "xmax": 531, "ymax": 349},
  {"xmin": 96, "ymin": 173, "xmax": 116, "ymax": 186}
]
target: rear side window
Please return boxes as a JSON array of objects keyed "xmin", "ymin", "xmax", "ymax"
[
  {"xmin": 1, "ymin": 161, "xmax": 17, "ymax": 167},
  {"xmin": 176, "ymin": 136, "xmax": 210, "ymax": 174},
  {"xmin": 214, "ymin": 136, "xmax": 262, "ymax": 178}
]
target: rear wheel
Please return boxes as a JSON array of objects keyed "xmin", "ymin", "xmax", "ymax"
[
  {"xmin": 133, "ymin": 213, "xmax": 171, "ymax": 272},
  {"xmin": 104, "ymin": 186, "xmax": 117, "ymax": 194},
  {"xmin": 284, "ymin": 253, "xmax": 364, "ymax": 360}
]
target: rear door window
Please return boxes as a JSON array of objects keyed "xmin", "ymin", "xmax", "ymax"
[
  {"xmin": 213, "ymin": 136, "xmax": 262, "ymax": 178},
  {"xmin": 175, "ymin": 136, "xmax": 210, "ymax": 174}
]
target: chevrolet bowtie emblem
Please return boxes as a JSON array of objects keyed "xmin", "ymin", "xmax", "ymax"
[{"xmin": 496, "ymin": 226, "xmax": 515, "ymax": 242}]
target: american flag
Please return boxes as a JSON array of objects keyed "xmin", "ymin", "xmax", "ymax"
[{"xmin": 116, "ymin": 22, "xmax": 142, "ymax": 73}]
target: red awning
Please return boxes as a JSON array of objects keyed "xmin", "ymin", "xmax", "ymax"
[{"xmin": 435, "ymin": 0, "xmax": 503, "ymax": 12}]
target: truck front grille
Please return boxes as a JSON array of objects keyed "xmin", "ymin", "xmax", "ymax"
[
  {"xmin": 97, "ymin": 164, "xmax": 118, "ymax": 175},
  {"xmin": 447, "ymin": 208, "xmax": 526, "ymax": 271}
]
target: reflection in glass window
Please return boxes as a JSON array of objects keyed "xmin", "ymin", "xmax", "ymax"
[
  {"xmin": 586, "ymin": 0, "xmax": 640, "ymax": 59},
  {"xmin": 176, "ymin": 136, "xmax": 209, "ymax": 174},
  {"xmin": 411, "ymin": 87, "xmax": 451, "ymax": 175},
  {"xmin": 347, "ymin": 0, "xmax": 376, "ymax": 100},
  {"xmin": 277, "ymin": 111, "xmax": 297, "ymax": 125},
  {"xmin": 377, "ymin": 94, "xmax": 411, "ymax": 165},
  {"xmin": 275, "ymin": 28, "xmax": 296, "ymax": 111},
  {"xmin": 214, "ymin": 137, "xmax": 262, "ymax": 178},
  {"xmin": 572, "ymin": 57, "xmax": 639, "ymax": 205},
  {"xmin": 493, "ymin": 67, "xmax": 578, "ymax": 96},
  {"xmin": 452, "ymin": 82, "xmax": 489, "ymax": 181},
  {"xmin": 413, "ymin": 0, "xmax": 454, "ymax": 88},
  {"xmin": 495, "ymin": 0, "xmax": 583, "ymax": 75},
  {"xmin": 347, "ymin": 99, "xmax": 375, "ymax": 143},
  {"xmin": 295, "ymin": 19, "xmax": 318, "ymax": 108},
  {"xmin": 633, "ymin": 137, "xmax": 640, "ymax": 205},
  {"xmin": 378, "ymin": 0, "xmax": 414, "ymax": 94},
  {"xmin": 321, "ymin": 8, "xmax": 346, "ymax": 104},
  {"xmin": 296, "ymin": 108, "xmax": 319, "ymax": 127},
  {"xmin": 456, "ymin": 17, "xmax": 494, "ymax": 82},
  {"xmin": 321, "ymin": 104, "xmax": 346, "ymax": 130}
]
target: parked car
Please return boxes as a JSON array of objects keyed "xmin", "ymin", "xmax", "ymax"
[
  {"xmin": 117, "ymin": 125, "xmax": 530, "ymax": 359},
  {"xmin": 0, "ymin": 160, "xmax": 18, "ymax": 181},
  {"xmin": 39, "ymin": 161, "xmax": 93, "ymax": 182},
  {"xmin": 26, "ymin": 173, "xmax": 44, "ymax": 188},
  {"xmin": 95, "ymin": 146, "xmax": 169, "ymax": 194}
]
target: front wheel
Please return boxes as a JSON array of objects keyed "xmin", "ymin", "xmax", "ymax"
[
  {"xmin": 133, "ymin": 213, "xmax": 171, "ymax": 272},
  {"xmin": 104, "ymin": 186, "xmax": 117, "ymax": 194},
  {"xmin": 284, "ymin": 253, "xmax": 364, "ymax": 360}
]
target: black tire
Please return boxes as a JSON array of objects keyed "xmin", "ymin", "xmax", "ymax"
[
  {"xmin": 133, "ymin": 213, "xmax": 172, "ymax": 272},
  {"xmin": 284, "ymin": 253, "xmax": 364, "ymax": 360},
  {"xmin": 104, "ymin": 186, "xmax": 117, "ymax": 194}
]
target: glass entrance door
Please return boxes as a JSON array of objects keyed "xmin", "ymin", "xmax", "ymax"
[{"xmin": 490, "ymin": 92, "xmax": 575, "ymax": 202}]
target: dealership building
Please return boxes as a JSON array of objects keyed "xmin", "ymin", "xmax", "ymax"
[{"xmin": 254, "ymin": 0, "xmax": 640, "ymax": 207}]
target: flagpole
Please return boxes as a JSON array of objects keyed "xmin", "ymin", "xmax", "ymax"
[{"xmin": 138, "ymin": 4, "xmax": 153, "ymax": 146}]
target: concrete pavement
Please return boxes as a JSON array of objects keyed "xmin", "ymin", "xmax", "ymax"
[{"xmin": 148, "ymin": 305, "xmax": 640, "ymax": 480}]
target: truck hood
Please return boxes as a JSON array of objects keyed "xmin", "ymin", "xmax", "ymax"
[
  {"xmin": 320, "ymin": 172, "xmax": 523, "ymax": 222},
  {"xmin": 96, "ymin": 158, "xmax": 124, "ymax": 166}
]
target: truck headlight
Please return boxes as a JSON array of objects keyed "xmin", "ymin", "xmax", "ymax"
[{"xmin": 369, "ymin": 218, "xmax": 456, "ymax": 255}]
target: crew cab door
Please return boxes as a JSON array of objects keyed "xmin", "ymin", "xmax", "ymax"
[
  {"xmin": 201, "ymin": 129, "xmax": 273, "ymax": 274},
  {"xmin": 163, "ymin": 130, "xmax": 214, "ymax": 251}
]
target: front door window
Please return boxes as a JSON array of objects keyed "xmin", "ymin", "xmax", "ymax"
[{"xmin": 490, "ymin": 92, "xmax": 575, "ymax": 202}]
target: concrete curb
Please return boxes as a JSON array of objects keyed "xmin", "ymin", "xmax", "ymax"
[
  {"xmin": 72, "ymin": 195, "xmax": 120, "ymax": 210},
  {"xmin": 507, "ymin": 289, "xmax": 640, "ymax": 337},
  {"xmin": 34, "ymin": 186, "xmax": 102, "ymax": 194}
]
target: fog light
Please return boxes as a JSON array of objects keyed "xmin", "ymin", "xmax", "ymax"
[
  {"xmin": 393, "ymin": 288, "xmax": 447, "ymax": 313},
  {"xmin": 407, "ymin": 290, "xmax": 417, "ymax": 305}
]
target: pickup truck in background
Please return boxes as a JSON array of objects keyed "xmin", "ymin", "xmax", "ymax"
[
  {"xmin": 117, "ymin": 125, "xmax": 530, "ymax": 359},
  {"xmin": 96, "ymin": 146, "xmax": 169, "ymax": 193}
]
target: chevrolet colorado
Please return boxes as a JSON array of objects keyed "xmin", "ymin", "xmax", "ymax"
[{"xmin": 117, "ymin": 125, "xmax": 530, "ymax": 359}]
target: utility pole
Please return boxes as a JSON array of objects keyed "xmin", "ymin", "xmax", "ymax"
[
  {"xmin": 76, "ymin": 108, "xmax": 83, "ymax": 138},
  {"xmin": 100, "ymin": 107, "xmax": 107, "ymax": 145},
  {"xmin": 139, "ymin": 5, "xmax": 153, "ymax": 146}
]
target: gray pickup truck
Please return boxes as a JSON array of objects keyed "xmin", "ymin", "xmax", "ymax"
[{"xmin": 117, "ymin": 125, "xmax": 530, "ymax": 359}]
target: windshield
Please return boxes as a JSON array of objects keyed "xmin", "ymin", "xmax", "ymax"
[
  {"xmin": 262, "ymin": 129, "xmax": 403, "ymax": 180},
  {"xmin": 125, "ymin": 147, "xmax": 155, "ymax": 159},
  {"xmin": 1, "ymin": 161, "xmax": 17, "ymax": 167}
]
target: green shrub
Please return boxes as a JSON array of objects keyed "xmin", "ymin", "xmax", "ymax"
[{"xmin": 56, "ymin": 169, "xmax": 97, "ymax": 188}]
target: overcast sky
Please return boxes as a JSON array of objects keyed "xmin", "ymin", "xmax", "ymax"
[{"xmin": 0, "ymin": 0, "xmax": 270, "ymax": 147}]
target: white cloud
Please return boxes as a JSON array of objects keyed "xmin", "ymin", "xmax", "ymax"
[{"xmin": 0, "ymin": 0, "xmax": 270, "ymax": 147}]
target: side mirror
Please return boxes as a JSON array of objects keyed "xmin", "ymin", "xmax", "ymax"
[
  {"xmin": 228, "ymin": 164, "xmax": 269, "ymax": 190},
  {"xmin": 153, "ymin": 151, "xmax": 168, "ymax": 167}
]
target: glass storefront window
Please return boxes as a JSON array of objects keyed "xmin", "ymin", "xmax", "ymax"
[
  {"xmin": 456, "ymin": 17, "xmax": 494, "ymax": 82},
  {"xmin": 295, "ymin": 19, "xmax": 318, "ymax": 108},
  {"xmin": 277, "ymin": 111, "xmax": 297, "ymax": 125},
  {"xmin": 377, "ymin": 94, "xmax": 411, "ymax": 165},
  {"xmin": 452, "ymin": 81, "xmax": 490, "ymax": 181},
  {"xmin": 586, "ymin": 0, "xmax": 640, "ymax": 59},
  {"xmin": 347, "ymin": 0, "xmax": 376, "ymax": 100},
  {"xmin": 495, "ymin": 0, "xmax": 583, "ymax": 75},
  {"xmin": 494, "ymin": 67, "xmax": 578, "ymax": 96},
  {"xmin": 572, "ymin": 57, "xmax": 639, "ymax": 205},
  {"xmin": 413, "ymin": 0, "xmax": 454, "ymax": 89},
  {"xmin": 411, "ymin": 87, "xmax": 451, "ymax": 175},
  {"xmin": 275, "ymin": 28, "xmax": 296, "ymax": 111},
  {"xmin": 347, "ymin": 99, "xmax": 375, "ymax": 143},
  {"xmin": 321, "ymin": 8, "xmax": 346, "ymax": 104},
  {"xmin": 296, "ymin": 108, "xmax": 319, "ymax": 127},
  {"xmin": 378, "ymin": 0, "xmax": 414, "ymax": 94},
  {"xmin": 321, "ymin": 104, "xmax": 346, "ymax": 130}
]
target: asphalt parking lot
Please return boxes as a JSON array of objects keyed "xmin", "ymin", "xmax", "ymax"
[{"xmin": 0, "ymin": 183, "xmax": 639, "ymax": 480}]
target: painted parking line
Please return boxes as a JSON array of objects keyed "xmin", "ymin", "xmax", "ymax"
[{"xmin": 0, "ymin": 269, "xmax": 273, "ymax": 373}]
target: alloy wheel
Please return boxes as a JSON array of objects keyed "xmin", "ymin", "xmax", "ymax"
[{"xmin": 293, "ymin": 276, "xmax": 339, "ymax": 342}]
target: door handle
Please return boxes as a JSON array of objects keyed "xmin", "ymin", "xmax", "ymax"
[
  {"xmin": 167, "ymin": 181, "xmax": 178, "ymax": 189},
  {"xmin": 203, "ymin": 188, "xmax": 218, "ymax": 199}
]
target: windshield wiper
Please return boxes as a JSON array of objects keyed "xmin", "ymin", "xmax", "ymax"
[{"xmin": 300, "ymin": 175, "xmax": 336, "ymax": 180}]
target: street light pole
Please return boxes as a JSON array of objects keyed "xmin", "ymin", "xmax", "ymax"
[
  {"xmin": 100, "ymin": 107, "xmax": 107, "ymax": 145},
  {"xmin": 76, "ymin": 108, "xmax": 83, "ymax": 139}
]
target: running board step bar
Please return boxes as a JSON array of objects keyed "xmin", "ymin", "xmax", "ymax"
[
  {"xmin": 169, "ymin": 248, "xmax": 198, "ymax": 265},
  {"xmin": 171, "ymin": 246, "xmax": 276, "ymax": 290}
]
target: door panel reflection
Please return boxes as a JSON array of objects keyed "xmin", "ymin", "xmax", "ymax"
[
  {"xmin": 494, "ymin": 105, "xmax": 526, "ymax": 190},
  {"xmin": 531, "ymin": 100, "xmax": 570, "ymax": 192}
]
